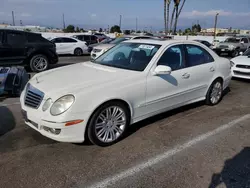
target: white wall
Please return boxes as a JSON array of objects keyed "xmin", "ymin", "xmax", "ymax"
[
  {"xmin": 39, "ymin": 32, "xmax": 228, "ymax": 42},
  {"xmin": 173, "ymin": 35, "xmax": 228, "ymax": 43}
]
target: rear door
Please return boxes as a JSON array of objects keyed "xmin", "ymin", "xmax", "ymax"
[
  {"xmin": 60, "ymin": 38, "xmax": 78, "ymax": 54},
  {"xmin": 83, "ymin": 35, "xmax": 91, "ymax": 45},
  {"xmin": 181, "ymin": 44, "xmax": 216, "ymax": 101},
  {"xmin": 0, "ymin": 31, "xmax": 27, "ymax": 64}
]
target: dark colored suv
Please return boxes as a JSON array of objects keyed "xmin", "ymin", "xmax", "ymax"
[
  {"xmin": 0, "ymin": 29, "xmax": 58, "ymax": 72},
  {"xmin": 72, "ymin": 34, "xmax": 98, "ymax": 45}
]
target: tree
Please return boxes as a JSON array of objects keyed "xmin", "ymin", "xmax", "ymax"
[
  {"xmin": 99, "ymin": 28, "xmax": 103, "ymax": 32},
  {"xmin": 171, "ymin": 0, "xmax": 187, "ymax": 34},
  {"xmin": 136, "ymin": 30, "xmax": 141, "ymax": 33},
  {"xmin": 169, "ymin": 4, "xmax": 176, "ymax": 33},
  {"xmin": 110, "ymin": 25, "xmax": 121, "ymax": 33},
  {"xmin": 24, "ymin": 28, "xmax": 31, "ymax": 32},
  {"xmin": 80, "ymin": 28, "xmax": 86, "ymax": 32},
  {"xmin": 166, "ymin": 0, "xmax": 171, "ymax": 34},
  {"xmin": 178, "ymin": 29, "xmax": 182, "ymax": 34},
  {"xmin": 76, "ymin": 27, "xmax": 80, "ymax": 32},
  {"xmin": 64, "ymin": 25, "xmax": 75, "ymax": 32},
  {"xmin": 164, "ymin": 0, "xmax": 167, "ymax": 34}
]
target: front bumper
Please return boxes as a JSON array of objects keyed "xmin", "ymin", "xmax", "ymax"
[
  {"xmin": 232, "ymin": 68, "xmax": 250, "ymax": 79},
  {"xmin": 90, "ymin": 51, "xmax": 103, "ymax": 60},
  {"xmin": 20, "ymin": 96, "xmax": 90, "ymax": 143}
]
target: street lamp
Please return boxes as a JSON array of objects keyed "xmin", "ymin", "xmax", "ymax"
[{"xmin": 214, "ymin": 13, "xmax": 219, "ymax": 40}]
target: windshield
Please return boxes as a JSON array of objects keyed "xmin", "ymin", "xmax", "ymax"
[
  {"xmin": 243, "ymin": 49, "xmax": 250, "ymax": 56},
  {"xmin": 224, "ymin": 38, "xmax": 240, "ymax": 43},
  {"xmin": 110, "ymin": 37, "xmax": 131, "ymax": 44},
  {"xmin": 93, "ymin": 42, "xmax": 161, "ymax": 71},
  {"xmin": 100, "ymin": 38, "xmax": 114, "ymax": 44}
]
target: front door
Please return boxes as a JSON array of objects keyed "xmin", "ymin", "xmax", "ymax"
[{"xmin": 145, "ymin": 44, "xmax": 190, "ymax": 114}]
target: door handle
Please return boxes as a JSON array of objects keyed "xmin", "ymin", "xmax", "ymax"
[
  {"xmin": 210, "ymin": 67, "xmax": 215, "ymax": 72},
  {"xmin": 182, "ymin": 73, "xmax": 190, "ymax": 79}
]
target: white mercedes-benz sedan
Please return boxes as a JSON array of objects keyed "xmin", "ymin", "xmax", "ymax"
[
  {"xmin": 20, "ymin": 40, "xmax": 232, "ymax": 146},
  {"xmin": 230, "ymin": 48, "xmax": 250, "ymax": 79}
]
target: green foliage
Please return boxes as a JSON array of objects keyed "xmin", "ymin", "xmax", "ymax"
[
  {"xmin": 110, "ymin": 25, "xmax": 121, "ymax": 33},
  {"xmin": 192, "ymin": 24, "xmax": 201, "ymax": 32},
  {"xmin": 24, "ymin": 28, "xmax": 31, "ymax": 32},
  {"xmin": 63, "ymin": 25, "xmax": 75, "ymax": 33},
  {"xmin": 99, "ymin": 28, "xmax": 103, "ymax": 32},
  {"xmin": 136, "ymin": 30, "xmax": 141, "ymax": 33},
  {"xmin": 76, "ymin": 27, "xmax": 80, "ymax": 32}
]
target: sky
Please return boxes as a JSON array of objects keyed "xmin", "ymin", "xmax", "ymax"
[{"xmin": 1, "ymin": 0, "xmax": 250, "ymax": 30}]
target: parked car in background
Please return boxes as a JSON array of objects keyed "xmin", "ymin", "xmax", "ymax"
[
  {"xmin": 50, "ymin": 37, "xmax": 89, "ymax": 56},
  {"xmin": 91, "ymin": 35, "xmax": 155, "ymax": 59},
  {"xmin": 230, "ymin": 48, "xmax": 250, "ymax": 79},
  {"xmin": 72, "ymin": 34, "xmax": 98, "ymax": 45},
  {"xmin": 88, "ymin": 37, "xmax": 115, "ymax": 53},
  {"xmin": 94, "ymin": 33, "xmax": 108, "ymax": 42},
  {"xmin": 214, "ymin": 37, "xmax": 250, "ymax": 57},
  {"xmin": 20, "ymin": 40, "xmax": 231, "ymax": 146},
  {"xmin": 194, "ymin": 40, "xmax": 212, "ymax": 48},
  {"xmin": 0, "ymin": 29, "xmax": 58, "ymax": 72}
]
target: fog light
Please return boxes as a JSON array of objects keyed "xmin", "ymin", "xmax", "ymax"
[{"xmin": 42, "ymin": 126, "xmax": 61, "ymax": 135}]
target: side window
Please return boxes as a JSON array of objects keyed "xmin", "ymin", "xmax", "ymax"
[
  {"xmin": 7, "ymin": 32, "xmax": 26, "ymax": 45},
  {"xmin": 185, "ymin": 44, "xmax": 214, "ymax": 67},
  {"xmin": 27, "ymin": 34, "xmax": 48, "ymax": 43},
  {"xmin": 51, "ymin": 38, "xmax": 62, "ymax": 43},
  {"xmin": 0, "ymin": 31, "xmax": 3, "ymax": 44},
  {"xmin": 83, "ymin": 35, "xmax": 90, "ymax": 41},
  {"xmin": 62, "ymin": 38, "xmax": 77, "ymax": 43},
  {"xmin": 91, "ymin": 36, "xmax": 97, "ymax": 41},
  {"xmin": 157, "ymin": 45, "xmax": 184, "ymax": 71},
  {"xmin": 242, "ymin": 38, "xmax": 248, "ymax": 43}
]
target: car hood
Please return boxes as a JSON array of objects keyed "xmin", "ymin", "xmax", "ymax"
[
  {"xmin": 28, "ymin": 62, "xmax": 139, "ymax": 97},
  {"xmin": 231, "ymin": 56, "xmax": 250, "ymax": 65},
  {"xmin": 93, "ymin": 44, "xmax": 115, "ymax": 50}
]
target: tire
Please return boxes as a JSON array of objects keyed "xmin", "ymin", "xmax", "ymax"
[
  {"xmin": 74, "ymin": 48, "xmax": 83, "ymax": 56},
  {"xmin": 87, "ymin": 101, "xmax": 130, "ymax": 147},
  {"xmin": 205, "ymin": 79, "xmax": 223, "ymax": 106},
  {"xmin": 30, "ymin": 54, "xmax": 49, "ymax": 73},
  {"xmin": 231, "ymin": 49, "xmax": 239, "ymax": 57}
]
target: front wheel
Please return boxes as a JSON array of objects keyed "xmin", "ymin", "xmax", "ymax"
[
  {"xmin": 87, "ymin": 102, "xmax": 130, "ymax": 147},
  {"xmin": 29, "ymin": 54, "xmax": 49, "ymax": 73},
  {"xmin": 206, "ymin": 79, "xmax": 223, "ymax": 106},
  {"xmin": 231, "ymin": 49, "xmax": 239, "ymax": 57}
]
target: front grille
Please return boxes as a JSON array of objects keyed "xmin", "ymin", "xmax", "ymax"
[
  {"xmin": 24, "ymin": 84, "xmax": 44, "ymax": 109},
  {"xmin": 233, "ymin": 71, "xmax": 250, "ymax": 76},
  {"xmin": 236, "ymin": 65, "xmax": 250, "ymax": 69},
  {"xmin": 219, "ymin": 45, "xmax": 229, "ymax": 48}
]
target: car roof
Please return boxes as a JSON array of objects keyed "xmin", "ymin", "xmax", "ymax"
[
  {"xmin": 123, "ymin": 39, "xmax": 204, "ymax": 46},
  {"xmin": 0, "ymin": 29, "xmax": 41, "ymax": 35}
]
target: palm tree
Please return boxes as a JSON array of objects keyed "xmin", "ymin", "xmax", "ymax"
[
  {"xmin": 164, "ymin": 0, "xmax": 167, "ymax": 34},
  {"xmin": 173, "ymin": 0, "xmax": 180, "ymax": 34},
  {"xmin": 173, "ymin": 0, "xmax": 187, "ymax": 34},
  {"xmin": 166, "ymin": 0, "xmax": 171, "ymax": 35},
  {"xmin": 169, "ymin": 3, "xmax": 176, "ymax": 33}
]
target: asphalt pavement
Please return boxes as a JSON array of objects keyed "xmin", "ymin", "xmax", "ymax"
[{"xmin": 1, "ymin": 55, "xmax": 250, "ymax": 188}]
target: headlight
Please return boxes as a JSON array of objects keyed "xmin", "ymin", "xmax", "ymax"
[
  {"xmin": 42, "ymin": 98, "xmax": 52, "ymax": 111},
  {"xmin": 230, "ymin": 61, "xmax": 235, "ymax": 68},
  {"xmin": 50, "ymin": 95, "xmax": 75, "ymax": 116}
]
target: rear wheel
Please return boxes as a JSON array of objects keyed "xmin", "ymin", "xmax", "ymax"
[
  {"xmin": 87, "ymin": 102, "xmax": 130, "ymax": 147},
  {"xmin": 29, "ymin": 54, "xmax": 49, "ymax": 73},
  {"xmin": 206, "ymin": 79, "xmax": 223, "ymax": 106},
  {"xmin": 74, "ymin": 48, "xmax": 83, "ymax": 56},
  {"xmin": 231, "ymin": 49, "xmax": 239, "ymax": 57}
]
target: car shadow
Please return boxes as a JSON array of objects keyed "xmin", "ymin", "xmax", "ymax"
[
  {"xmin": 0, "ymin": 106, "xmax": 16, "ymax": 136},
  {"xmin": 232, "ymin": 77, "xmax": 250, "ymax": 83},
  {"xmin": 208, "ymin": 147, "xmax": 250, "ymax": 188}
]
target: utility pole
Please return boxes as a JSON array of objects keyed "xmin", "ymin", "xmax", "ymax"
[
  {"xmin": 20, "ymin": 20, "xmax": 23, "ymax": 26},
  {"xmin": 214, "ymin": 13, "xmax": 219, "ymax": 40},
  {"xmin": 119, "ymin": 15, "xmax": 122, "ymax": 29},
  {"xmin": 136, "ymin": 17, "xmax": 138, "ymax": 32},
  {"xmin": 12, "ymin": 11, "xmax": 15, "ymax": 26},
  {"xmin": 62, "ymin": 13, "xmax": 66, "ymax": 29}
]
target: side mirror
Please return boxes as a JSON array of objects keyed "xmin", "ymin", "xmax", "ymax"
[
  {"xmin": 153, "ymin": 65, "xmax": 172, "ymax": 75},
  {"xmin": 240, "ymin": 51, "xmax": 243, "ymax": 55}
]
